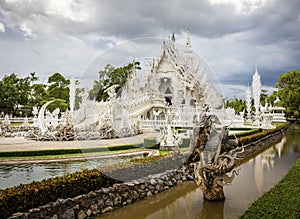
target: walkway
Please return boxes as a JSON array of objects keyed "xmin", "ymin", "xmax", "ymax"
[{"xmin": 0, "ymin": 132, "xmax": 158, "ymax": 152}]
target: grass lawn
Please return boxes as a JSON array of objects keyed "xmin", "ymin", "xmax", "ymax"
[
  {"xmin": 0, "ymin": 148, "xmax": 148, "ymax": 161},
  {"xmin": 240, "ymin": 158, "xmax": 300, "ymax": 219}
]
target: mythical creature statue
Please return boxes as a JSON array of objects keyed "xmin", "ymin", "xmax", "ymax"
[
  {"xmin": 105, "ymin": 84, "xmax": 120, "ymax": 101},
  {"xmin": 185, "ymin": 106, "xmax": 240, "ymax": 201}
]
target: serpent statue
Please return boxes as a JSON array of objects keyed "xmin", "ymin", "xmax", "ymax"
[{"xmin": 185, "ymin": 106, "xmax": 241, "ymax": 201}]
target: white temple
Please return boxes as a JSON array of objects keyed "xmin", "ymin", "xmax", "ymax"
[{"xmin": 72, "ymin": 29, "xmax": 223, "ymax": 138}]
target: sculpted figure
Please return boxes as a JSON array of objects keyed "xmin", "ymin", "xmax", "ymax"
[{"xmin": 186, "ymin": 106, "xmax": 240, "ymax": 201}]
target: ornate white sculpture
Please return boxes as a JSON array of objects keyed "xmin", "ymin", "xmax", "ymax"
[
  {"xmin": 252, "ymin": 66, "xmax": 261, "ymax": 126},
  {"xmin": 157, "ymin": 107, "xmax": 182, "ymax": 150},
  {"xmin": 269, "ymin": 97, "xmax": 287, "ymax": 123},
  {"xmin": 105, "ymin": 84, "xmax": 120, "ymax": 101},
  {"xmin": 37, "ymin": 100, "xmax": 55, "ymax": 134},
  {"xmin": 2, "ymin": 114, "xmax": 11, "ymax": 126},
  {"xmin": 245, "ymin": 86, "xmax": 252, "ymax": 124},
  {"xmin": 69, "ymin": 77, "xmax": 76, "ymax": 112}
]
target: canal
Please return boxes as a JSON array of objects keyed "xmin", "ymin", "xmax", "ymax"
[{"xmin": 94, "ymin": 124, "xmax": 300, "ymax": 219}]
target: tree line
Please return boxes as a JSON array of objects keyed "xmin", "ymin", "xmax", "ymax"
[{"xmin": 0, "ymin": 66, "xmax": 299, "ymax": 119}]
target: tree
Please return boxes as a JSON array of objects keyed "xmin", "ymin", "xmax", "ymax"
[
  {"xmin": 46, "ymin": 72, "xmax": 70, "ymax": 111},
  {"xmin": 260, "ymin": 89, "xmax": 268, "ymax": 105},
  {"xmin": 0, "ymin": 73, "xmax": 32, "ymax": 116},
  {"xmin": 225, "ymin": 97, "xmax": 246, "ymax": 113},
  {"xmin": 90, "ymin": 62, "xmax": 141, "ymax": 101},
  {"xmin": 32, "ymin": 83, "xmax": 48, "ymax": 108},
  {"xmin": 275, "ymin": 70, "xmax": 300, "ymax": 119}
]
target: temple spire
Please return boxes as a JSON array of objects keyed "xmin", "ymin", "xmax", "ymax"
[
  {"xmin": 255, "ymin": 64, "xmax": 258, "ymax": 75},
  {"xmin": 185, "ymin": 26, "xmax": 192, "ymax": 53},
  {"xmin": 184, "ymin": 26, "xmax": 193, "ymax": 65}
]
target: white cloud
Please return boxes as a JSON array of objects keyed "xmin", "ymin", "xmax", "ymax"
[
  {"xmin": 45, "ymin": 0, "xmax": 90, "ymax": 22},
  {"xmin": 0, "ymin": 21, "xmax": 5, "ymax": 33},
  {"xmin": 20, "ymin": 22, "xmax": 36, "ymax": 39},
  {"xmin": 208, "ymin": 0, "xmax": 272, "ymax": 14}
]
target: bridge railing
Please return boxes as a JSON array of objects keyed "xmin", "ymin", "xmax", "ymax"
[
  {"xmin": 0, "ymin": 117, "xmax": 34, "ymax": 123},
  {"xmin": 139, "ymin": 119, "xmax": 194, "ymax": 129}
]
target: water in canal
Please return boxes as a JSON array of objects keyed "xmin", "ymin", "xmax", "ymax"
[{"xmin": 94, "ymin": 124, "xmax": 300, "ymax": 219}]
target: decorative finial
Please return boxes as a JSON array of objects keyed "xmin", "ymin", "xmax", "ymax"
[
  {"xmin": 184, "ymin": 26, "xmax": 193, "ymax": 56},
  {"xmin": 186, "ymin": 26, "xmax": 191, "ymax": 47},
  {"xmin": 171, "ymin": 32, "xmax": 175, "ymax": 42}
]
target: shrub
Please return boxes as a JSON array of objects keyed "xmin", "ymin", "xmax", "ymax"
[
  {"xmin": 0, "ymin": 169, "xmax": 120, "ymax": 218},
  {"xmin": 237, "ymin": 123, "xmax": 289, "ymax": 146}
]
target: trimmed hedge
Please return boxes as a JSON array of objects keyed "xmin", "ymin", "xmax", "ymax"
[
  {"xmin": 237, "ymin": 123, "xmax": 289, "ymax": 146},
  {"xmin": 0, "ymin": 144, "xmax": 143, "ymax": 158},
  {"xmin": 0, "ymin": 169, "xmax": 120, "ymax": 219},
  {"xmin": 229, "ymin": 128, "xmax": 260, "ymax": 139}
]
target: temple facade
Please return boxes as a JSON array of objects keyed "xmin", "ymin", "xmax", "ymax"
[{"xmin": 73, "ymin": 29, "xmax": 222, "ymax": 137}]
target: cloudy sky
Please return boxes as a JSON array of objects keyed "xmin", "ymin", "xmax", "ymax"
[{"xmin": 0, "ymin": 0, "xmax": 299, "ymax": 98}]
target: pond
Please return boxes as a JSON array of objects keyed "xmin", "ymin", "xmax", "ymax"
[
  {"xmin": 94, "ymin": 124, "xmax": 300, "ymax": 219},
  {"xmin": 0, "ymin": 155, "xmax": 142, "ymax": 189}
]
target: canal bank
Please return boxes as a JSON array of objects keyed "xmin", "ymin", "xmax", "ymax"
[
  {"xmin": 4, "ymin": 123, "xmax": 299, "ymax": 219},
  {"xmin": 240, "ymin": 157, "xmax": 300, "ymax": 219}
]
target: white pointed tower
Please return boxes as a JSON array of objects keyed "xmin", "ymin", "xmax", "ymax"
[{"xmin": 252, "ymin": 65, "xmax": 262, "ymax": 126}]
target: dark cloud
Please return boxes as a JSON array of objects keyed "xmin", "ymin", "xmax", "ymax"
[{"xmin": 0, "ymin": 0, "xmax": 299, "ymax": 98}]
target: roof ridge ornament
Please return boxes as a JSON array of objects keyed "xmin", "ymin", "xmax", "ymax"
[{"xmin": 171, "ymin": 32, "xmax": 175, "ymax": 42}]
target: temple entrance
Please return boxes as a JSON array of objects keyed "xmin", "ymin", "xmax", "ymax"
[
  {"xmin": 159, "ymin": 77, "xmax": 174, "ymax": 106},
  {"xmin": 165, "ymin": 96, "xmax": 172, "ymax": 106}
]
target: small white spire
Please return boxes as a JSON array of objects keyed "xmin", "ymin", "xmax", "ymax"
[
  {"xmin": 255, "ymin": 64, "xmax": 258, "ymax": 74},
  {"xmin": 171, "ymin": 32, "xmax": 175, "ymax": 42},
  {"xmin": 185, "ymin": 26, "xmax": 192, "ymax": 52}
]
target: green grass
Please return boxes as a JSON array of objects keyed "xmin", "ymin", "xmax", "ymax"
[
  {"xmin": 0, "ymin": 148, "xmax": 144, "ymax": 161},
  {"xmin": 240, "ymin": 158, "xmax": 300, "ymax": 219},
  {"xmin": 0, "ymin": 143, "xmax": 143, "ymax": 158}
]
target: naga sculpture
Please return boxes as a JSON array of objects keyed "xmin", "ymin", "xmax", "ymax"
[{"xmin": 186, "ymin": 106, "xmax": 241, "ymax": 201}]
